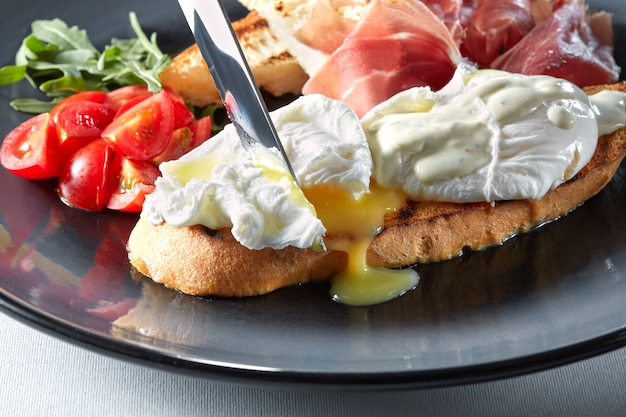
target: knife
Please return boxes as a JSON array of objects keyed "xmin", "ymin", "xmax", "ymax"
[{"xmin": 177, "ymin": 0, "xmax": 297, "ymax": 179}]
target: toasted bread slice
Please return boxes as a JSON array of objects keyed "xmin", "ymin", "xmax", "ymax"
[
  {"xmin": 367, "ymin": 83, "xmax": 626, "ymax": 267},
  {"xmin": 127, "ymin": 218, "xmax": 348, "ymax": 297},
  {"xmin": 127, "ymin": 83, "xmax": 626, "ymax": 297},
  {"xmin": 160, "ymin": 11, "xmax": 308, "ymax": 107}
]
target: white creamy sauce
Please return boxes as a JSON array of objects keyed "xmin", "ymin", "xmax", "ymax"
[
  {"xmin": 590, "ymin": 90, "xmax": 626, "ymax": 136},
  {"xmin": 362, "ymin": 65, "xmax": 602, "ymax": 202},
  {"xmin": 547, "ymin": 104, "xmax": 576, "ymax": 129}
]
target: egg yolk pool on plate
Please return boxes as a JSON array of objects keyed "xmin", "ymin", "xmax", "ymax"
[
  {"xmin": 303, "ymin": 182, "xmax": 418, "ymax": 306},
  {"xmin": 142, "ymin": 65, "xmax": 626, "ymax": 306}
]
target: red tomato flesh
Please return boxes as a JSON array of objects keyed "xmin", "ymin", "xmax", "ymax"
[
  {"xmin": 112, "ymin": 87, "xmax": 194, "ymax": 130},
  {"xmin": 164, "ymin": 86, "xmax": 195, "ymax": 128},
  {"xmin": 188, "ymin": 115, "xmax": 213, "ymax": 148},
  {"xmin": 57, "ymin": 138, "xmax": 113, "ymax": 211},
  {"xmin": 50, "ymin": 91, "xmax": 109, "ymax": 121},
  {"xmin": 54, "ymin": 101, "xmax": 116, "ymax": 160},
  {"xmin": 106, "ymin": 154, "xmax": 160, "ymax": 212},
  {"xmin": 172, "ymin": 99, "xmax": 195, "ymax": 129},
  {"xmin": 153, "ymin": 126, "xmax": 194, "ymax": 165},
  {"xmin": 0, "ymin": 113, "xmax": 60, "ymax": 179},
  {"xmin": 113, "ymin": 95, "xmax": 150, "ymax": 119},
  {"xmin": 2, "ymin": 84, "xmax": 211, "ymax": 213},
  {"xmin": 101, "ymin": 91, "xmax": 175, "ymax": 160},
  {"xmin": 105, "ymin": 85, "xmax": 152, "ymax": 111}
]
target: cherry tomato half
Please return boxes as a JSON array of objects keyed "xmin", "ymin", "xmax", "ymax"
[
  {"xmin": 113, "ymin": 95, "xmax": 151, "ymax": 120},
  {"xmin": 0, "ymin": 113, "xmax": 60, "ymax": 179},
  {"xmin": 57, "ymin": 138, "xmax": 113, "ymax": 211},
  {"xmin": 2, "ymin": 84, "xmax": 212, "ymax": 213},
  {"xmin": 105, "ymin": 85, "xmax": 152, "ymax": 111},
  {"xmin": 152, "ymin": 126, "xmax": 194, "ymax": 165},
  {"xmin": 188, "ymin": 115, "xmax": 213, "ymax": 148},
  {"xmin": 112, "ymin": 87, "xmax": 194, "ymax": 130},
  {"xmin": 54, "ymin": 101, "xmax": 116, "ymax": 160},
  {"xmin": 106, "ymin": 154, "xmax": 160, "ymax": 212},
  {"xmin": 101, "ymin": 91, "xmax": 175, "ymax": 160},
  {"xmin": 50, "ymin": 91, "xmax": 109, "ymax": 122},
  {"xmin": 164, "ymin": 86, "xmax": 195, "ymax": 128}
]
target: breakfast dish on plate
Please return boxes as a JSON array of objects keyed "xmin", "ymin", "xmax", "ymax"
[
  {"xmin": 2, "ymin": 0, "xmax": 626, "ymax": 388},
  {"xmin": 127, "ymin": 0, "xmax": 626, "ymax": 305}
]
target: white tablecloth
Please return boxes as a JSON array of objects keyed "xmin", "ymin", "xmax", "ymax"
[{"xmin": 2, "ymin": 312, "xmax": 626, "ymax": 416}]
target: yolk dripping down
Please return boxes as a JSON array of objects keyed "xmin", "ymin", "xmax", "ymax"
[{"xmin": 303, "ymin": 182, "xmax": 419, "ymax": 306}]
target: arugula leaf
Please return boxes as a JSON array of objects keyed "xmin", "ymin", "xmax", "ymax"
[
  {"xmin": 0, "ymin": 12, "xmax": 170, "ymax": 113},
  {"xmin": 0, "ymin": 65, "xmax": 27, "ymax": 85}
]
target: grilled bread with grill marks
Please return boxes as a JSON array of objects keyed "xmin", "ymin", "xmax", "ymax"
[
  {"xmin": 127, "ymin": 83, "xmax": 626, "ymax": 297},
  {"xmin": 367, "ymin": 83, "xmax": 626, "ymax": 267},
  {"xmin": 160, "ymin": 11, "xmax": 308, "ymax": 107}
]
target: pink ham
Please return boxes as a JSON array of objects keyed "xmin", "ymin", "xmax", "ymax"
[
  {"xmin": 302, "ymin": 0, "xmax": 462, "ymax": 118},
  {"xmin": 293, "ymin": 0, "xmax": 361, "ymax": 55},
  {"xmin": 423, "ymin": 0, "xmax": 465, "ymax": 43},
  {"xmin": 491, "ymin": 0, "xmax": 619, "ymax": 87},
  {"xmin": 460, "ymin": 0, "xmax": 536, "ymax": 67},
  {"xmin": 529, "ymin": 0, "xmax": 561, "ymax": 24}
]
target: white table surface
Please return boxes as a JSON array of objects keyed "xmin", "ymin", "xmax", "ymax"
[{"xmin": 2, "ymin": 312, "xmax": 626, "ymax": 417}]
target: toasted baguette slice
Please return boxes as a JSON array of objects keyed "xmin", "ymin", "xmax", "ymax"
[
  {"xmin": 368, "ymin": 83, "xmax": 626, "ymax": 267},
  {"xmin": 160, "ymin": 11, "xmax": 309, "ymax": 107},
  {"xmin": 127, "ymin": 83, "xmax": 626, "ymax": 297},
  {"xmin": 127, "ymin": 219, "xmax": 348, "ymax": 297}
]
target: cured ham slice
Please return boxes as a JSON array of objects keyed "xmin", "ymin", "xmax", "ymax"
[
  {"xmin": 302, "ymin": 0, "xmax": 462, "ymax": 118},
  {"xmin": 422, "ymin": 0, "xmax": 464, "ymax": 43},
  {"xmin": 491, "ymin": 0, "xmax": 619, "ymax": 87},
  {"xmin": 460, "ymin": 0, "xmax": 535, "ymax": 67},
  {"xmin": 293, "ymin": 0, "xmax": 362, "ymax": 55},
  {"xmin": 529, "ymin": 0, "xmax": 561, "ymax": 24}
]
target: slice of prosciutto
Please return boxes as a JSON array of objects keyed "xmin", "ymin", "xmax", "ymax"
[
  {"xmin": 302, "ymin": 0, "xmax": 462, "ymax": 118},
  {"xmin": 491, "ymin": 0, "xmax": 620, "ymax": 87},
  {"xmin": 293, "ymin": 0, "xmax": 364, "ymax": 55},
  {"xmin": 460, "ymin": 0, "xmax": 536, "ymax": 67},
  {"xmin": 422, "ymin": 0, "xmax": 464, "ymax": 43}
]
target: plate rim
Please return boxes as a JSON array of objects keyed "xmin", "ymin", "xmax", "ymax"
[
  {"xmin": 3, "ymin": 289, "xmax": 626, "ymax": 390},
  {"xmin": 2, "ymin": 0, "xmax": 626, "ymax": 392}
]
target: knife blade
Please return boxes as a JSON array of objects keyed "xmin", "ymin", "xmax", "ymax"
[{"xmin": 177, "ymin": 0, "xmax": 297, "ymax": 179}]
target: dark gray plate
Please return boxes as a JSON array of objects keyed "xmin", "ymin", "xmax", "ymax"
[{"xmin": 1, "ymin": 0, "xmax": 626, "ymax": 390}]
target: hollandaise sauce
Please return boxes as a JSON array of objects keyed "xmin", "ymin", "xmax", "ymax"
[{"xmin": 304, "ymin": 182, "xmax": 419, "ymax": 306}]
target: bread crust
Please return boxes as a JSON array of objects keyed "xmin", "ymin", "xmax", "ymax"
[
  {"xmin": 127, "ymin": 217, "xmax": 348, "ymax": 297},
  {"xmin": 367, "ymin": 82, "xmax": 626, "ymax": 267},
  {"xmin": 160, "ymin": 11, "xmax": 309, "ymax": 107}
]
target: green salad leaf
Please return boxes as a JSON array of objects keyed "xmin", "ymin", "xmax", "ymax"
[{"xmin": 0, "ymin": 12, "xmax": 170, "ymax": 113}]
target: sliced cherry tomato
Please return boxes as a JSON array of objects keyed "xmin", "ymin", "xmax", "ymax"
[
  {"xmin": 105, "ymin": 85, "xmax": 152, "ymax": 111},
  {"xmin": 113, "ymin": 95, "xmax": 150, "ymax": 119},
  {"xmin": 0, "ymin": 113, "xmax": 60, "ymax": 179},
  {"xmin": 164, "ymin": 86, "xmax": 195, "ymax": 128},
  {"xmin": 54, "ymin": 101, "xmax": 116, "ymax": 160},
  {"xmin": 55, "ymin": 101, "xmax": 116, "ymax": 139},
  {"xmin": 112, "ymin": 94, "xmax": 193, "ymax": 129},
  {"xmin": 172, "ymin": 99, "xmax": 195, "ymax": 129},
  {"xmin": 101, "ymin": 91, "xmax": 175, "ymax": 160},
  {"xmin": 108, "ymin": 85, "xmax": 193, "ymax": 128},
  {"xmin": 106, "ymin": 154, "xmax": 160, "ymax": 212},
  {"xmin": 57, "ymin": 138, "xmax": 113, "ymax": 211},
  {"xmin": 50, "ymin": 91, "xmax": 109, "ymax": 122},
  {"xmin": 188, "ymin": 115, "xmax": 213, "ymax": 148},
  {"xmin": 152, "ymin": 126, "xmax": 194, "ymax": 165}
]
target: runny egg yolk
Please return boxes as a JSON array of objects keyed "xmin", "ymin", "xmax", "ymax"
[{"xmin": 303, "ymin": 182, "xmax": 419, "ymax": 306}]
